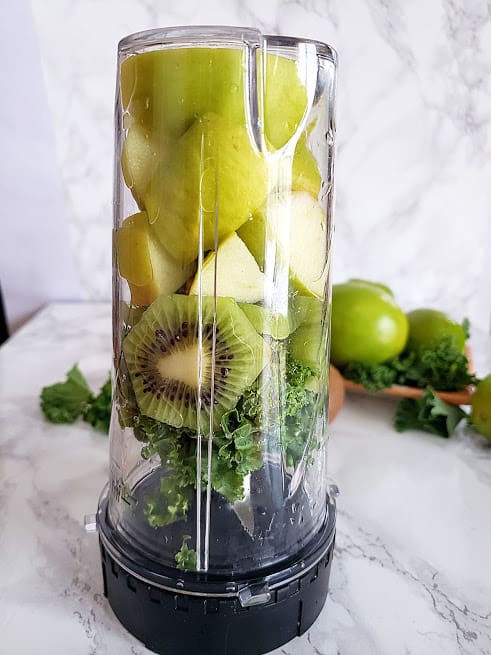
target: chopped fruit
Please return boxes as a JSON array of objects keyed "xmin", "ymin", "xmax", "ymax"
[
  {"xmin": 145, "ymin": 114, "xmax": 268, "ymax": 264},
  {"xmin": 292, "ymin": 133, "xmax": 322, "ymax": 199},
  {"xmin": 116, "ymin": 212, "xmax": 194, "ymax": 306},
  {"xmin": 262, "ymin": 53, "xmax": 309, "ymax": 149},
  {"xmin": 121, "ymin": 124, "xmax": 170, "ymax": 209},
  {"xmin": 189, "ymin": 233, "xmax": 264, "ymax": 303},
  {"xmin": 239, "ymin": 192, "xmax": 328, "ymax": 298},
  {"xmin": 123, "ymin": 294, "xmax": 266, "ymax": 429},
  {"xmin": 120, "ymin": 48, "xmax": 309, "ymax": 147},
  {"xmin": 239, "ymin": 303, "xmax": 293, "ymax": 339}
]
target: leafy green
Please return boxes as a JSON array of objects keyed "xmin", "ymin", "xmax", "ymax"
[
  {"xmin": 41, "ymin": 365, "xmax": 113, "ymax": 433},
  {"xmin": 341, "ymin": 336, "xmax": 476, "ymax": 393},
  {"xmin": 145, "ymin": 476, "xmax": 192, "ymax": 527},
  {"xmin": 175, "ymin": 536, "xmax": 197, "ymax": 571},
  {"xmin": 137, "ymin": 355, "xmax": 318, "ymax": 526},
  {"xmin": 461, "ymin": 318, "xmax": 471, "ymax": 340},
  {"xmin": 286, "ymin": 357, "xmax": 316, "ymax": 387},
  {"xmin": 394, "ymin": 388, "xmax": 467, "ymax": 438},
  {"xmin": 342, "ymin": 361, "xmax": 397, "ymax": 391},
  {"xmin": 40, "ymin": 365, "xmax": 93, "ymax": 424},
  {"xmin": 83, "ymin": 377, "xmax": 112, "ymax": 432},
  {"xmin": 401, "ymin": 337, "xmax": 476, "ymax": 391}
]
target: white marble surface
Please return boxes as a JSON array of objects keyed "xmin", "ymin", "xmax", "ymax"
[
  {"xmin": 29, "ymin": 0, "xmax": 491, "ymax": 332},
  {"xmin": 1, "ymin": 302, "xmax": 490, "ymax": 654}
]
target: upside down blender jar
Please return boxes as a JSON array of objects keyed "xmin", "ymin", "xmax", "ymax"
[{"xmin": 97, "ymin": 26, "xmax": 337, "ymax": 655}]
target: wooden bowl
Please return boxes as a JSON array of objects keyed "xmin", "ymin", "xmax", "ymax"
[{"xmin": 328, "ymin": 364, "xmax": 346, "ymax": 421}]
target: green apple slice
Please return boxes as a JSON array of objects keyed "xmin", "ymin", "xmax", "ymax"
[
  {"xmin": 117, "ymin": 212, "xmax": 194, "ymax": 306},
  {"xmin": 262, "ymin": 53, "xmax": 309, "ymax": 149},
  {"xmin": 121, "ymin": 124, "xmax": 170, "ymax": 210},
  {"xmin": 292, "ymin": 133, "xmax": 321, "ymax": 199},
  {"xmin": 189, "ymin": 233, "xmax": 264, "ymax": 303},
  {"xmin": 289, "ymin": 322, "xmax": 325, "ymax": 372},
  {"xmin": 120, "ymin": 48, "xmax": 308, "ymax": 147},
  {"xmin": 288, "ymin": 296, "xmax": 326, "ymax": 371},
  {"xmin": 239, "ymin": 192, "xmax": 328, "ymax": 298},
  {"xmin": 239, "ymin": 304, "xmax": 293, "ymax": 339},
  {"xmin": 145, "ymin": 113, "xmax": 268, "ymax": 264},
  {"xmin": 290, "ymin": 296, "xmax": 323, "ymax": 328}
]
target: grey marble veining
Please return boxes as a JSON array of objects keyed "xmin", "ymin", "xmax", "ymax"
[
  {"xmin": 1, "ymin": 302, "xmax": 490, "ymax": 654},
  {"xmin": 30, "ymin": 0, "xmax": 491, "ymax": 331}
]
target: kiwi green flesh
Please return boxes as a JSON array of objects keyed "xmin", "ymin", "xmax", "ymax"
[{"xmin": 123, "ymin": 294, "xmax": 266, "ymax": 430}]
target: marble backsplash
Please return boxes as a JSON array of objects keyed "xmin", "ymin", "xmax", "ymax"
[{"xmin": 31, "ymin": 0, "xmax": 491, "ymax": 331}]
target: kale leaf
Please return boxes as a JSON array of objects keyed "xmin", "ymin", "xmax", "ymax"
[
  {"xmin": 83, "ymin": 376, "xmax": 112, "ymax": 433},
  {"xmin": 41, "ymin": 365, "xmax": 93, "ymax": 424},
  {"xmin": 341, "ymin": 336, "xmax": 476, "ymax": 393},
  {"xmin": 394, "ymin": 388, "xmax": 467, "ymax": 438},
  {"xmin": 138, "ymin": 355, "xmax": 318, "ymax": 525},
  {"xmin": 145, "ymin": 476, "xmax": 192, "ymax": 527},
  {"xmin": 342, "ymin": 361, "xmax": 397, "ymax": 391},
  {"xmin": 41, "ymin": 365, "xmax": 112, "ymax": 433},
  {"xmin": 401, "ymin": 337, "xmax": 476, "ymax": 391},
  {"xmin": 175, "ymin": 535, "xmax": 197, "ymax": 571}
]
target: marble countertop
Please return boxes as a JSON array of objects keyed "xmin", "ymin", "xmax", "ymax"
[{"xmin": 1, "ymin": 302, "xmax": 490, "ymax": 655}]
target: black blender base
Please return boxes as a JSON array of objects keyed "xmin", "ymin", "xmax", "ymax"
[{"xmin": 100, "ymin": 533, "xmax": 334, "ymax": 655}]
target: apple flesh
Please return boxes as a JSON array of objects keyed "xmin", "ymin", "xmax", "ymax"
[
  {"xmin": 292, "ymin": 133, "xmax": 321, "ymax": 199},
  {"xmin": 121, "ymin": 123, "xmax": 170, "ymax": 210},
  {"xmin": 288, "ymin": 296, "xmax": 327, "ymax": 373},
  {"xmin": 117, "ymin": 211, "xmax": 194, "ymax": 306},
  {"xmin": 145, "ymin": 113, "xmax": 268, "ymax": 264},
  {"xmin": 239, "ymin": 303, "xmax": 294, "ymax": 340},
  {"xmin": 189, "ymin": 233, "xmax": 264, "ymax": 303},
  {"xmin": 239, "ymin": 192, "xmax": 328, "ymax": 298},
  {"xmin": 120, "ymin": 47, "xmax": 309, "ymax": 147}
]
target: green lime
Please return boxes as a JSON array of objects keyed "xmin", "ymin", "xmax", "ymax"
[
  {"xmin": 471, "ymin": 375, "xmax": 491, "ymax": 441},
  {"xmin": 348, "ymin": 279, "xmax": 394, "ymax": 298},
  {"xmin": 406, "ymin": 309, "xmax": 466, "ymax": 353},
  {"xmin": 331, "ymin": 281, "xmax": 408, "ymax": 367}
]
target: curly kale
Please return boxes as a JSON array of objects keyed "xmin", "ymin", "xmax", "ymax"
[
  {"xmin": 341, "ymin": 336, "xmax": 476, "ymax": 393},
  {"xmin": 145, "ymin": 476, "xmax": 192, "ymax": 527},
  {"xmin": 40, "ymin": 365, "xmax": 93, "ymax": 424},
  {"xmin": 341, "ymin": 361, "xmax": 397, "ymax": 391},
  {"xmin": 394, "ymin": 388, "xmax": 467, "ymax": 438},
  {"xmin": 41, "ymin": 365, "xmax": 112, "ymax": 433},
  {"xmin": 83, "ymin": 377, "xmax": 112, "ymax": 433},
  {"xmin": 175, "ymin": 536, "xmax": 197, "ymax": 571},
  {"xmin": 400, "ymin": 337, "xmax": 476, "ymax": 391},
  {"xmin": 138, "ymin": 355, "xmax": 319, "ymax": 526}
]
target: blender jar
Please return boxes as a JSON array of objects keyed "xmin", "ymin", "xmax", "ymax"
[{"xmin": 98, "ymin": 26, "xmax": 337, "ymax": 655}]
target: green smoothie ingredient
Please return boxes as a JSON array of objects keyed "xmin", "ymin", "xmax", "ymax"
[
  {"xmin": 330, "ymin": 280, "xmax": 408, "ymax": 366},
  {"xmin": 470, "ymin": 375, "xmax": 491, "ymax": 440},
  {"xmin": 40, "ymin": 365, "xmax": 111, "ymax": 433},
  {"xmin": 406, "ymin": 308, "xmax": 467, "ymax": 353},
  {"xmin": 342, "ymin": 337, "xmax": 477, "ymax": 392},
  {"xmin": 145, "ymin": 113, "xmax": 268, "ymax": 264},
  {"xmin": 394, "ymin": 389, "xmax": 467, "ymax": 438},
  {"xmin": 120, "ymin": 47, "xmax": 309, "ymax": 146},
  {"xmin": 123, "ymin": 294, "xmax": 266, "ymax": 430},
  {"xmin": 131, "ymin": 354, "xmax": 318, "ymax": 527},
  {"xmin": 175, "ymin": 536, "xmax": 197, "ymax": 572}
]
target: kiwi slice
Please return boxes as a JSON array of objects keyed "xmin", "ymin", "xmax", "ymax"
[{"xmin": 123, "ymin": 294, "xmax": 266, "ymax": 430}]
